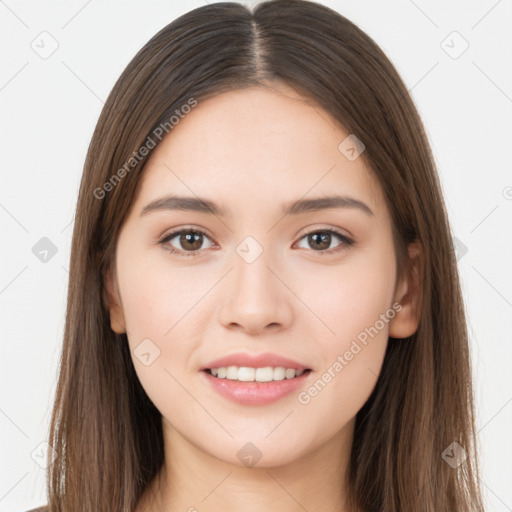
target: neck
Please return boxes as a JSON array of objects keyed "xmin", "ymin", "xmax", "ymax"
[{"xmin": 137, "ymin": 417, "xmax": 356, "ymax": 512}]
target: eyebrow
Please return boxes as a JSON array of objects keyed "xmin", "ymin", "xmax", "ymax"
[{"xmin": 140, "ymin": 194, "xmax": 374, "ymax": 218}]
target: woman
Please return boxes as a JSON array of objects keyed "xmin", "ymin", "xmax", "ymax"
[{"xmin": 30, "ymin": 1, "xmax": 484, "ymax": 510}]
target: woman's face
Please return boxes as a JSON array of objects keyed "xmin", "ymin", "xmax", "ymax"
[{"xmin": 107, "ymin": 83, "xmax": 417, "ymax": 467}]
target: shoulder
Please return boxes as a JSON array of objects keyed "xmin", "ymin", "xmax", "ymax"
[{"xmin": 25, "ymin": 507, "xmax": 47, "ymax": 512}]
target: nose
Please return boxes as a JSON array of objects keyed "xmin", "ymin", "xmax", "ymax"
[{"xmin": 217, "ymin": 247, "xmax": 294, "ymax": 335}]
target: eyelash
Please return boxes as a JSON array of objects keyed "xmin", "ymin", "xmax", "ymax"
[{"xmin": 157, "ymin": 226, "xmax": 355, "ymax": 258}]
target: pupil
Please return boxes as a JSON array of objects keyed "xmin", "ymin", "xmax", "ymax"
[
  {"xmin": 310, "ymin": 232, "xmax": 330, "ymax": 250},
  {"xmin": 181, "ymin": 232, "xmax": 202, "ymax": 250}
]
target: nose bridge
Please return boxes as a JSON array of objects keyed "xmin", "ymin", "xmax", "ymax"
[
  {"xmin": 232, "ymin": 235, "xmax": 277, "ymax": 302},
  {"xmin": 217, "ymin": 234, "xmax": 293, "ymax": 332}
]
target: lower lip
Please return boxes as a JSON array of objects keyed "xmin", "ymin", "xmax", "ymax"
[{"xmin": 200, "ymin": 370, "xmax": 312, "ymax": 406}]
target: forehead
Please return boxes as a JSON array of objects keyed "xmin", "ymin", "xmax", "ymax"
[{"xmin": 132, "ymin": 84, "xmax": 385, "ymax": 218}]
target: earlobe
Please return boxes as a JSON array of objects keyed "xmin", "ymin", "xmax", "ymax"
[
  {"xmin": 389, "ymin": 241, "xmax": 423, "ymax": 339},
  {"xmin": 103, "ymin": 266, "xmax": 127, "ymax": 334}
]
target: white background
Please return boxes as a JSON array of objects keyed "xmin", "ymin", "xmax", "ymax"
[{"xmin": 1, "ymin": 0, "xmax": 511, "ymax": 510}]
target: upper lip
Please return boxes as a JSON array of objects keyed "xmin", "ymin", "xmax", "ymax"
[{"xmin": 201, "ymin": 352, "xmax": 311, "ymax": 371}]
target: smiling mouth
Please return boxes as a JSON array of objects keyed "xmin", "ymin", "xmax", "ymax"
[{"xmin": 203, "ymin": 366, "xmax": 312, "ymax": 382}]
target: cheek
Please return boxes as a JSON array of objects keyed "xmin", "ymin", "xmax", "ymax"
[
  {"xmin": 297, "ymin": 247, "xmax": 396, "ymax": 346},
  {"xmin": 294, "ymin": 243, "xmax": 395, "ymax": 402},
  {"xmin": 295, "ymin": 288, "xmax": 392, "ymax": 438},
  {"xmin": 118, "ymin": 254, "xmax": 211, "ymax": 341},
  {"xmin": 116, "ymin": 252, "xmax": 220, "ymax": 391},
  {"xmin": 116, "ymin": 258, "xmax": 207, "ymax": 423}
]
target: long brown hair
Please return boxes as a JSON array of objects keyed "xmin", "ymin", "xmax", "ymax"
[{"xmin": 45, "ymin": 1, "xmax": 484, "ymax": 510}]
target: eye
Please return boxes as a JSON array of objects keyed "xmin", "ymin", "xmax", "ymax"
[
  {"xmin": 295, "ymin": 228, "xmax": 354, "ymax": 254},
  {"xmin": 157, "ymin": 226, "xmax": 354, "ymax": 257},
  {"xmin": 158, "ymin": 227, "xmax": 214, "ymax": 257}
]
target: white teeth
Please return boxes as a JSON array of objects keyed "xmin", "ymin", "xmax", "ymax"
[
  {"xmin": 238, "ymin": 367, "xmax": 256, "ymax": 381},
  {"xmin": 208, "ymin": 365, "xmax": 307, "ymax": 382},
  {"xmin": 255, "ymin": 367, "xmax": 274, "ymax": 382},
  {"xmin": 285, "ymin": 368, "xmax": 296, "ymax": 379},
  {"xmin": 226, "ymin": 366, "xmax": 238, "ymax": 379},
  {"xmin": 273, "ymin": 367, "xmax": 285, "ymax": 380}
]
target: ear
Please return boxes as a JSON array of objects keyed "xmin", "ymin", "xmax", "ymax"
[
  {"xmin": 103, "ymin": 265, "xmax": 127, "ymax": 334},
  {"xmin": 389, "ymin": 241, "xmax": 423, "ymax": 339}
]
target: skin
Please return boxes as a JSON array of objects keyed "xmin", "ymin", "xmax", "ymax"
[{"xmin": 106, "ymin": 82, "xmax": 421, "ymax": 512}]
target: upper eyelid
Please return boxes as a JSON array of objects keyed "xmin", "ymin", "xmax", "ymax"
[
  {"xmin": 158, "ymin": 225, "xmax": 215, "ymax": 242},
  {"xmin": 295, "ymin": 223, "xmax": 353, "ymax": 240}
]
